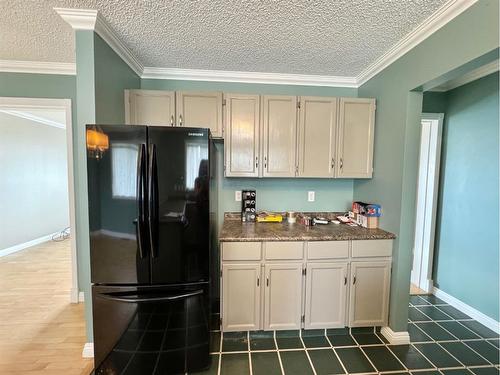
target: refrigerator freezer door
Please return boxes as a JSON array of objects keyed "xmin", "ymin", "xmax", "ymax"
[
  {"xmin": 147, "ymin": 127, "xmax": 210, "ymax": 284},
  {"xmin": 87, "ymin": 125, "xmax": 150, "ymax": 284},
  {"xmin": 92, "ymin": 284, "xmax": 210, "ymax": 374}
]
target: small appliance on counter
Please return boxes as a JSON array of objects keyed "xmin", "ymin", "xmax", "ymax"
[{"xmin": 241, "ymin": 190, "xmax": 256, "ymax": 222}]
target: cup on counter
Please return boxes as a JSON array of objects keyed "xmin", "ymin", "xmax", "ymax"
[{"xmin": 286, "ymin": 211, "xmax": 297, "ymax": 224}]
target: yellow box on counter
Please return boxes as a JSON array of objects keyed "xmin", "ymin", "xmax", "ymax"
[
  {"xmin": 349, "ymin": 211, "xmax": 379, "ymax": 229},
  {"xmin": 256, "ymin": 214, "xmax": 283, "ymax": 223}
]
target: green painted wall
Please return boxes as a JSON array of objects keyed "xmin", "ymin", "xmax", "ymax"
[
  {"xmin": 425, "ymin": 73, "xmax": 499, "ymax": 321},
  {"xmin": 353, "ymin": 0, "xmax": 499, "ymax": 332}
]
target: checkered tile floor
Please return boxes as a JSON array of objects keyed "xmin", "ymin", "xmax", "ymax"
[{"xmin": 201, "ymin": 294, "xmax": 499, "ymax": 375}]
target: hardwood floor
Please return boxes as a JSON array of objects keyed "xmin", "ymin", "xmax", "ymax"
[{"xmin": 0, "ymin": 239, "xmax": 93, "ymax": 375}]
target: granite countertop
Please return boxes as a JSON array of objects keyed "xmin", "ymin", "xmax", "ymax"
[{"xmin": 219, "ymin": 212, "xmax": 396, "ymax": 242}]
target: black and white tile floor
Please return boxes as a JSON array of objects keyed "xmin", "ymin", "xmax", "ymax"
[{"xmin": 202, "ymin": 294, "xmax": 499, "ymax": 375}]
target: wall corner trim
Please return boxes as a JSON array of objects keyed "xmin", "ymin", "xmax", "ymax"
[
  {"xmin": 356, "ymin": 0, "xmax": 478, "ymax": 86},
  {"xmin": 54, "ymin": 7, "xmax": 144, "ymax": 77},
  {"xmin": 82, "ymin": 343, "xmax": 94, "ymax": 358},
  {"xmin": 380, "ymin": 326, "xmax": 410, "ymax": 345},
  {"xmin": 433, "ymin": 287, "xmax": 500, "ymax": 334}
]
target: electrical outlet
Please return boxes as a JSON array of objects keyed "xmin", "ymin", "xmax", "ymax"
[
  {"xmin": 308, "ymin": 191, "xmax": 315, "ymax": 202},
  {"xmin": 235, "ymin": 191, "xmax": 242, "ymax": 202}
]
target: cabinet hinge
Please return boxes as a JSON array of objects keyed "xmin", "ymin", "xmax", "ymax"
[
  {"xmin": 222, "ymin": 99, "xmax": 227, "ymax": 106},
  {"xmin": 302, "ymin": 268, "xmax": 306, "ymax": 276},
  {"xmin": 301, "ymin": 315, "xmax": 305, "ymax": 323},
  {"xmin": 297, "ymin": 101, "xmax": 301, "ymax": 109}
]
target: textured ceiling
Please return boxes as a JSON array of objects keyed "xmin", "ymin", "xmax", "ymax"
[{"xmin": 1, "ymin": 0, "xmax": 449, "ymax": 76}]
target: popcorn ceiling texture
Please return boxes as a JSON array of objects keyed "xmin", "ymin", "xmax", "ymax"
[{"xmin": 1, "ymin": 0, "xmax": 448, "ymax": 76}]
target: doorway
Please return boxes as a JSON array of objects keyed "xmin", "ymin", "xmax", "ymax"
[
  {"xmin": 0, "ymin": 97, "xmax": 78, "ymax": 302},
  {"xmin": 411, "ymin": 113, "xmax": 444, "ymax": 294}
]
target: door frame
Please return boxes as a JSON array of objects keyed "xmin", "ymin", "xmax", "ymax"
[
  {"xmin": 0, "ymin": 97, "xmax": 78, "ymax": 303},
  {"xmin": 411, "ymin": 113, "xmax": 444, "ymax": 293}
]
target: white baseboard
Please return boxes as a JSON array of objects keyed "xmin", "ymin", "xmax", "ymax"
[
  {"xmin": 381, "ymin": 326, "xmax": 410, "ymax": 345},
  {"xmin": 82, "ymin": 342, "xmax": 94, "ymax": 358},
  {"xmin": 78, "ymin": 291, "xmax": 85, "ymax": 302},
  {"xmin": 0, "ymin": 232, "xmax": 59, "ymax": 257},
  {"xmin": 422, "ymin": 279, "xmax": 434, "ymax": 293},
  {"xmin": 433, "ymin": 287, "xmax": 500, "ymax": 334},
  {"xmin": 70, "ymin": 288, "xmax": 79, "ymax": 304}
]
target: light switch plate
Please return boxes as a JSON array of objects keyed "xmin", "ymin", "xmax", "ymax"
[
  {"xmin": 308, "ymin": 191, "xmax": 315, "ymax": 202},
  {"xmin": 235, "ymin": 191, "xmax": 242, "ymax": 202}
]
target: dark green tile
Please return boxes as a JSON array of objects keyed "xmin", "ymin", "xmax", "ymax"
[
  {"xmin": 328, "ymin": 334, "xmax": 357, "ymax": 347},
  {"xmin": 222, "ymin": 331, "xmax": 248, "ymax": 352},
  {"xmin": 461, "ymin": 321, "xmax": 500, "ymax": 339},
  {"xmin": 409, "ymin": 371, "xmax": 440, "ymax": 375},
  {"xmin": 419, "ymin": 295, "xmax": 446, "ymax": 305},
  {"xmin": 276, "ymin": 337, "xmax": 303, "ymax": 349},
  {"xmin": 388, "ymin": 344, "xmax": 434, "ymax": 370},
  {"xmin": 351, "ymin": 327, "xmax": 375, "ymax": 334},
  {"xmin": 302, "ymin": 329, "xmax": 325, "ymax": 337},
  {"xmin": 409, "ymin": 307, "xmax": 432, "ymax": 322},
  {"xmin": 362, "ymin": 345, "xmax": 405, "ymax": 372},
  {"xmin": 408, "ymin": 323, "xmax": 433, "ymax": 342},
  {"xmin": 441, "ymin": 370, "xmax": 474, "ymax": 375},
  {"xmin": 210, "ymin": 331, "xmax": 221, "ymax": 353},
  {"xmin": 251, "ymin": 352, "xmax": 281, "ymax": 375},
  {"xmin": 276, "ymin": 330, "xmax": 300, "ymax": 338},
  {"xmin": 415, "ymin": 322, "xmax": 457, "ymax": 341},
  {"xmin": 220, "ymin": 353, "xmax": 250, "ymax": 375},
  {"xmin": 353, "ymin": 333, "xmax": 382, "ymax": 345},
  {"xmin": 302, "ymin": 336, "xmax": 330, "ymax": 348},
  {"xmin": 487, "ymin": 339, "xmax": 500, "ymax": 348},
  {"xmin": 191, "ymin": 354, "xmax": 219, "ymax": 375},
  {"xmin": 410, "ymin": 295, "xmax": 431, "ymax": 306},
  {"xmin": 327, "ymin": 328, "xmax": 350, "ymax": 336},
  {"xmin": 280, "ymin": 350, "xmax": 314, "ymax": 375},
  {"xmin": 464, "ymin": 340, "xmax": 500, "ymax": 364},
  {"xmin": 308, "ymin": 349, "xmax": 345, "ymax": 375},
  {"xmin": 250, "ymin": 337, "xmax": 276, "ymax": 351},
  {"xmin": 438, "ymin": 321, "xmax": 481, "ymax": 340},
  {"xmin": 417, "ymin": 306, "xmax": 453, "ymax": 320},
  {"xmin": 470, "ymin": 367, "xmax": 500, "ymax": 375},
  {"xmin": 376, "ymin": 332, "xmax": 390, "ymax": 344},
  {"xmin": 440, "ymin": 342, "xmax": 491, "ymax": 366},
  {"xmin": 335, "ymin": 347, "xmax": 376, "ymax": 373},
  {"xmin": 436, "ymin": 305, "xmax": 471, "ymax": 320},
  {"xmin": 384, "ymin": 373, "xmax": 409, "ymax": 375},
  {"xmin": 414, "ymin": 343, "xmax": 462, "ymax": 368}
]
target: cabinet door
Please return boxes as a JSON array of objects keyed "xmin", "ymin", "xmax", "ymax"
[
  {"xmin": 176, "ymin": 91, "xmax": 223, "ymax": 138},
  {"xmin": 304, "ymin": 262, "xmax": 347, "ymax": 329},
  {"xmin": 264, "ymin": 263, "xmax": 303, "ymax": 330},
  {"xmin": 298, "ymin": 97, "xmax": 338, "ymax": 178},
  {"xmin": 337, "ymin": 98, "xmax": 375, "ymax": 178},
  {"xmin": 262, "ymin": 95, "xmax": 298, "ymax": 177},
  {"xmin": 125, "ymin": 89, "xmax": 175, "ymax": 126},
  {"xmin": 349, "ymin": 261, "xmax": 391, "ymax": 327},
  {"xmin": 224, "ymin": 93, "xmax": 260, "ymax": 177},
  {"xmin": 222, "ymin": 264, "xmax": 261, "ymax": 331}
]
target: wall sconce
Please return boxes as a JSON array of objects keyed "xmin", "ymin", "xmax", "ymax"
[{"xmin": 86, "ymin": 128, "xmax": 109, "ymax": 160}]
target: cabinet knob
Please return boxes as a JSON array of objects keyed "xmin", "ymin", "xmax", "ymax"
[
  {"xmin": 353, "ymin": 276, "xmax": 356, "ymax": 285},
  {"xmin": 331, "ymin": 158, "xmax": 335, "ymax": 169},
  {"xmin": 266, "ymin": 277, "xmax": 269, "ymax": 287},
  {"xmin": 340, "ymin": 158, "xmax": 343, "ymax": 170},
  {"xmin": 179, "ymin": 114, "xmax": 183, "ymax": 126},
  {"xmin": 257, "ymin": 277, "xmax": 260, "ymax": 287},
  {"xmin": 170, "ymin": 115, "xmax": 174, "ymax": 126},
  {"xmin": 344, "ymin": 276, "xmax": 347, "ymax": 285},
  {"xmin": 264, "ymin": 156, "xmax": 267, "ymax": 169},
  {"xmin": 255, "ymin": 156, "xmax": 259, "ymax": 168}
]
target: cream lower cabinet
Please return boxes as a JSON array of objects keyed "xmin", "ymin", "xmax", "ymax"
[
  {"xmin": 304, "ymin": 262, "xmax": 348, "ymax": 329},
  {"xmin": 221, "ymin": 263, "xmax": 261, "ymax": 331},
  {"xmin": 264, "ymin": 263, "xmax": 303, "ymax": 330},
  {"xmin": 349, "ymin": 261, "xmax": 391, "ymax": 327}
]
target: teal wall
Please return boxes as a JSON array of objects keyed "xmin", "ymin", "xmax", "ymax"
[
  {"xmin": 424, "ymin": 73, "xmax": 499, "ymax": 321},
  {"xmin": 353, "ymin": 0, "xmax": 499, "ymax": 332}
]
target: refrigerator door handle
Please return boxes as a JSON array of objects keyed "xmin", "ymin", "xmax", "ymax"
[
  {"xmin": 148, "ymin": 143, "xmax": 159, "ymax": 258},
  {"xmin": 135, "ymin": 143, "xmax": 147, "ymax": 259},
  {"xmin": 97, "ymin": 289, "xmax": 203, "ymax": 303}
]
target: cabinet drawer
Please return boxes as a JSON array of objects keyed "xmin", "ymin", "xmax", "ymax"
[
  {"xmin": 222, "ymin": 242, "xmax": 262, "ymax": 261},
  {"xmin": 351, "ymin": 240, "xmax": 393, "ymax": 258},
  {"xmin": 265, "ymin": 242, "xmax": 303, "ymax": 260},
  {"xmin": 307, "ymin": 241, "xmax": 349, "ymax": 259}
]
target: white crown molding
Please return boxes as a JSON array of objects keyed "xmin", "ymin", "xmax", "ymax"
[
  {"xmin": 142, "ymin": 67, "xmax": 358, "ymax": 87},
  {"xmin": 0, "ymin": 109, "xmax": 66, "ymax": 129},
  {"xmin": 54, "ymin": 8, "xmax": 143, "ymax": 77},
  {"xmin": 430, "ymin": 59, "xmax": 499, "ymax": 91},
  {"xmin": 356, "ymin": 0, "xmax": 478, "ymax": 86},
  {"xmin": 0, "ymin": 60, "xmax": 76, "ymax": 75}
]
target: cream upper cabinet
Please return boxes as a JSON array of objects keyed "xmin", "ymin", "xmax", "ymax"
[
  {"xmin": 175, "ymin": 91, "xmax": 223, "ymax": 138},
  {"xmin": 222, "ymin": 263, "xmax": 261, "ymax": 332},
  {"xmin": 264, "ymin": 263, "xmax": 303, "ymax": 330},
  {"xmin": 224, "ymin": 93, "xmax": 260, "ymax": 177},
  {"xmin": 304, "ymin": 262, "xmax": 348, "ymax": 329},
  {"xmin": 349, "ymin": 261, "xmax": 391, "ymax": 327},
  {"xmin": 298, "ymin": 96, "xmax": 338, "ymax": 178},
  {"xmin": 262, "ymin": 95, "xmax": 298, "ymax": 177},
  {"xmin": 337, "ymin": 98, "xmax": 376, "ymax": 178},
  {"xmin": 125, "ymin": 89, "xmax": 175, "ymax": 126}
]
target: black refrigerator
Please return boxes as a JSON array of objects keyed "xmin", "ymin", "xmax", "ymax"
[{"xmin": 86, "ymin": 125, "xmax": 217, "ymax": 374}]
